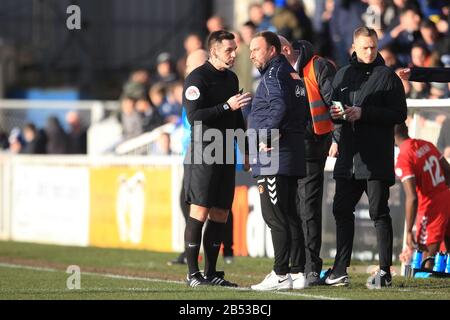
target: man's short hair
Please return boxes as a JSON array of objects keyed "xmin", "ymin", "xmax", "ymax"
[
  {"xmin": 254, "ymin": 31, "xmax": 281, "ymax": 54},
  {"xmin": 24, "ymin": 123, "xmax": 37, "ymax": 133},
  {"xmin": 420, "ymin": 19, "xmax": 437, "ymax": 31},
  {"xmin": 411, "ymin": 41, "xmax": 429, "ymax": 55},
  {"xmin": 243, "ymin": 20, "xmax": 257, "ymax": 30},
  {"xmin": 353, "ymin": 26, "xmax": 378, "ymax": 41},
  {"xmin": 400, "ymin": 5, "xmax": 421, "ymax": 17},
  {"xmin": 207, "ymin": 30, "xmax": 235, "ymax": 50}
]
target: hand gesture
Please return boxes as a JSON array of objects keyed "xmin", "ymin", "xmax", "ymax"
[
  {"xmin": 227, "ymin": 92, "xmax": 252, "ymax": 110},
  {"xmin": 397, "ymin": 68, "xmax": 411, "ymax": 81}
]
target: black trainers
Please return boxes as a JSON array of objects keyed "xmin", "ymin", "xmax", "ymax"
[
  {"xmin": 324, "ymin": 268, "xmax": 350, "ymax": 286},
  {"xmin": 205, "ymin": 271, "xmax": 238, "ymax": 287},
  {"xmin": 306, "ymin": 271, "xmax": 322, "ymax": 286},
  {"xmin": 186, "ymin": 271, "xmax": 209, "ymax": 287},
  {"xmin": 366, "ymin": 270, "xmax": 392, "ymax": 289}
]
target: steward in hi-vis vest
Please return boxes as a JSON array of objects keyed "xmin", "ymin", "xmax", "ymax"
[
  {"xmin": 303, "ymin": 55, "xmax": 334, "ymax": 135},
  {"xmin": 292, "ymin": 40, "xmax": 336, "ymax": 159},
  {"xmin": 280, "ymin": 38, "xmax": 337, "ymax": 285}
]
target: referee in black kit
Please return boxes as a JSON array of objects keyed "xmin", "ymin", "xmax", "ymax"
[{"xmin": 182, "ymin": 30, "xmax": 252, "ymax": 287}]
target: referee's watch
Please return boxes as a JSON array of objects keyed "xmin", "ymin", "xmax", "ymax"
[{"xmin": 222, "ymin": 103, "xmax": 230, "ymax": 111}]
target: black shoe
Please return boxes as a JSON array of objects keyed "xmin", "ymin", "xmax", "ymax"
[
  {"xmin": 205, "ymin": 271, "xmax": 238, "ymax": 287},
  {"xmin": 306, "ymin": 271, "xmax": 322, "ymax": 286},
  {"xmin": 366, "ymin": 270, "xmax": 392, "ymax": 289},
  {"xmin": 186, "ymin": 271, "xmax": 209, "ymax": 287},
  {"xmin": 324, "ymin": 269, "xmax": 349, "ymax": 287}
]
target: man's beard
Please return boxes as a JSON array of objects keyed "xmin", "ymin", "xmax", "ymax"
[{"xmin": 256, "ymin": 61, "xmax": 267, "ymax": 72}]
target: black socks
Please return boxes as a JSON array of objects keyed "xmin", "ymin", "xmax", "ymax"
[
  {"xmin": 184, "ymin": 216, "xmax": 204, "ymax": 275},
  {"xmin": 203, "ymin": 219, "xmax": 225, "ymax": 277},
  {"xmin": 184, "ymin": 216, "xmax": 226, "ymax": 277}
]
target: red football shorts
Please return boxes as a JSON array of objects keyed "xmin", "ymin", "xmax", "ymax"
[{"xmin": 416, "ymin": 190, "xmax": 450, "ymax": 248}]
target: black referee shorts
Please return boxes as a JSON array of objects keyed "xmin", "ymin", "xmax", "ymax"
[{"xmin": 183, "ymin": 163, "xmax": 236, "ymax": 210}]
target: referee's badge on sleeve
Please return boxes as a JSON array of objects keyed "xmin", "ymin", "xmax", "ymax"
[{"xmin": 185, "ymin": 86, "xmax": 200, "ymax": 101}]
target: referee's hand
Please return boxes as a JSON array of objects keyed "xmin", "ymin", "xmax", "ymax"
[{"xmin": 227, "ymin": 92, "xmax": 252, "ymax": 110}]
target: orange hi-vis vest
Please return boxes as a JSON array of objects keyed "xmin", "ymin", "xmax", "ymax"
[{"xmin": 303, "ymin": 55, "xmax": 334, "ymax": 135}]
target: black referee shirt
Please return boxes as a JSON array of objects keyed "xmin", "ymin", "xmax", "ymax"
[{"xmin": 183, "ymin": 61, "xmax": 246, "ymax": 164}]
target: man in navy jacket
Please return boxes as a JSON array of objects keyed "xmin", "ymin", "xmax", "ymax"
[{"xmin": 247, "ymin": 31, "xmax": 308, "ymax": 291}]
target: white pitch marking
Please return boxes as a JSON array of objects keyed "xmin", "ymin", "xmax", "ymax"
[{"xmin": 0, "ymin": 262, "xmax": 346, "ymax": 300}]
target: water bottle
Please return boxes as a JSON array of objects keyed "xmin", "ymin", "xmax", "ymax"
[
  {"xmin": 440, "ymin": 252, "xmax": 447, "ymax": 272},
  {"xmin": 445, "ymin": 253, "xmax": 450, "ymax": 273},
  {"xmin": 404, "ymin": 264, "xmax": 412, "ymax": 278},
  {"xmin": 414, "ymin": 272, "xmax": 431, "ymax": 278},
  {"xmin": 411, "ymin": 250, "xmax": 423, "ymax": 269},
  {"xmin": 433, "ymin": 252, "xmax": 446, "ymax": 272},
  {"xmin": 439, "ymin": 252, "xmax": 446, "ymax": 272}
]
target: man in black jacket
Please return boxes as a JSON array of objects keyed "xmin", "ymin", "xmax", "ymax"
[
  {"xmin": 327, "ymin": 27, "xmax": 407, "ymax": 289},
  {"xmin": 279, "ymin": 36, "xmax": 337, "ymax": 287}
]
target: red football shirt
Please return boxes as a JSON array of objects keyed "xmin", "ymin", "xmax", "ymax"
[{"xmin": 395, "ymin": 138, "xmax": 448, "ymax": 213}]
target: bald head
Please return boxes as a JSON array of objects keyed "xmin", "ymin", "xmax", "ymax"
[
  {"xmin": 185, "ymin": 49, "xmax": 208, "ymax": 76},
  {"xmin": 66, "ymin": 110, "xmax": 80, "ymax": 125},
  {"xmin": 278, "ymin": 35, "xmax": 290, "ymax": 49},
  {"xmin": 66, "ymin": 110, "xmax": 81, "ymax": 131},
  {"xmin": 278, "ymin": 35, "xmax": 297, "ymax": 67}
]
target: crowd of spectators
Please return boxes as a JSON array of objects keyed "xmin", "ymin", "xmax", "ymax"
[
  {"xmin": 1, "ymin": 0, "xmax": 449, "ymax": 156},
  {"xmin": 0, "ymin": 111, "xmax": 87, "ymax": 155}
]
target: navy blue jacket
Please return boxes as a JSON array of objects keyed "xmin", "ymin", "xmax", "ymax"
[{"xmin": 247, "ymin": 54, "xmax": 307, "ymax": 177}]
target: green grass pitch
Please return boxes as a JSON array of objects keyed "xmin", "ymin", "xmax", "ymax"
[{"xmin": 0, "ymin": 241, "xmax": 449, "ymax": 300}]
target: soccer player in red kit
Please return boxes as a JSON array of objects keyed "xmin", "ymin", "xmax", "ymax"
[{"xmin": 394, "ymin": 123, "xmax": 450, "ymax": 268}]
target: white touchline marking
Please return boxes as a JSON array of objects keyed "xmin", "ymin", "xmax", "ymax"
[
  {"xmin": 0, "ymin": 263, "xmax": 58, "ymax": 273},
  {"xmin": 0, "ymin": 262, "xmax": 183, "ymax": 285},
  {"xmin": 272, "ymin": 290, "xmax": 346, "ymax": 300},
  {"xmin": 0, "ymin": 262, "xmax": 345, "ymax": 300}
]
